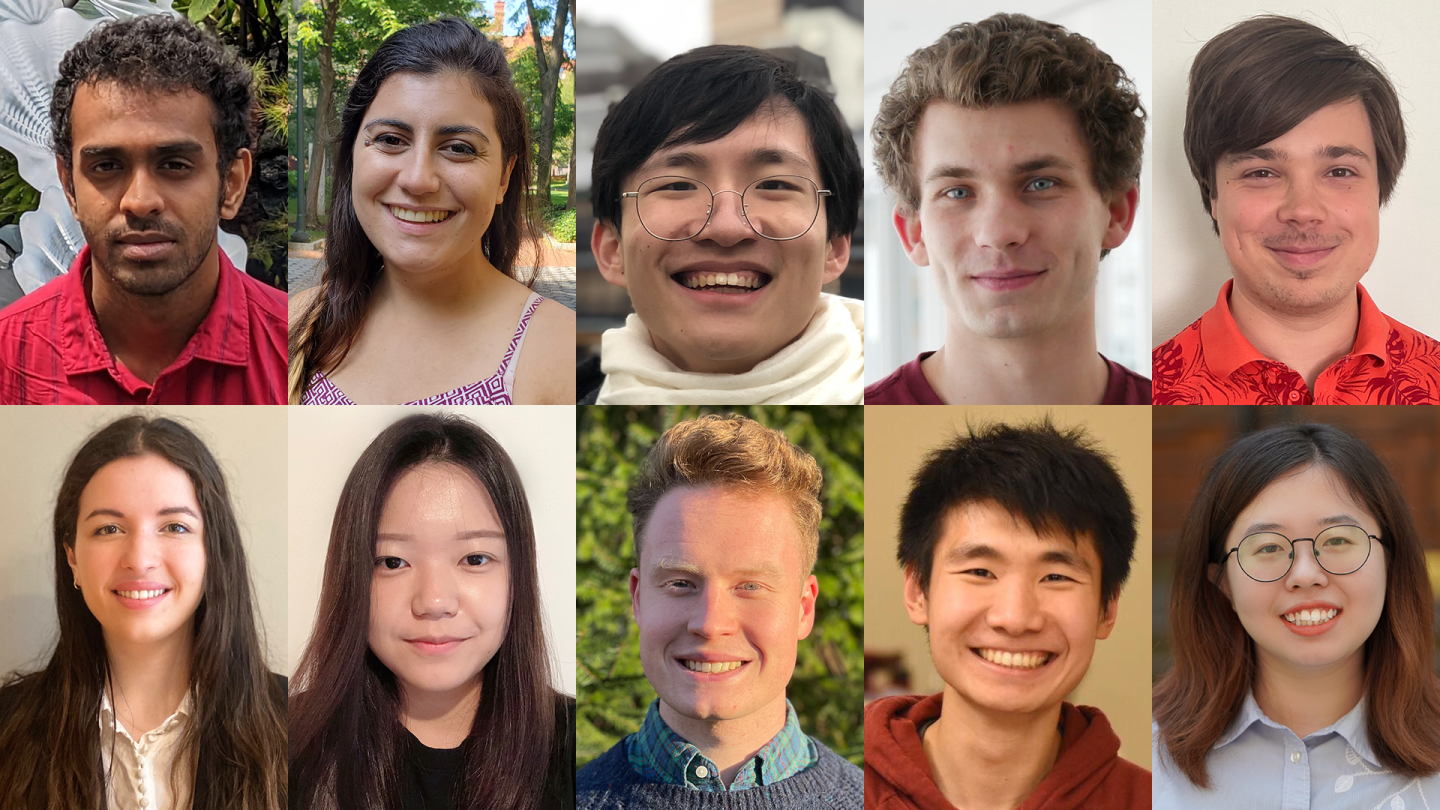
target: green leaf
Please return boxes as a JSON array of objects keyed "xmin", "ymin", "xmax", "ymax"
[{"xmin": 188, "ymin": 0, "xmax": 221, "ymax": 22}]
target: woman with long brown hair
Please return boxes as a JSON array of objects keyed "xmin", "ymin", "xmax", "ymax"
[
  {"xmin": 288, "ymin": 412, "xmax": 573, "ymax": 810},
  {"xmin": 287, "ymin": 18, "xmax": 574, "ymax": 405},
  {"xmin": 0, "ymin": 416, "xmax": 288, "ymax": 809},
  {"xmin": 1153, "ymin": 423, "xmax": 1440, "ymax": 806}
]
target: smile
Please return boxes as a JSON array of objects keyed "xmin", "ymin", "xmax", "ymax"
[
  {"xmin": 679, "ymin": 659, "xmax": 746, "ymax": 673},
  {"xmin": 1283, "ymin": 608, "xmax": 1339, "ymax": 627},
  {"xmin": 672, "ymin": 268, "xmax": 771, "ymax": 294},
  {"xmin": 115, "ymin": 588, "xmax": 169, "ymax": 600},
  {"xmin": 974, "ymin": 648, "xmax": 1053, "ymax": 669},
  {"xmin": 387, "ymin": 205, "xmax": 454, "ymax": 224}
]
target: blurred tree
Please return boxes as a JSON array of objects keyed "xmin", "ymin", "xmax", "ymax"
[
  {"xmin": 576, "ymin": 406, "xmax": 865, "ymax": 768},
  {"xmin": 512, "ymin": 0, "xmax": 571, "ymax": 203}
]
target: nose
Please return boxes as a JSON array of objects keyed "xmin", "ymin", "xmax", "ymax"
[
  {"xmin": 971, "ymin": 192, "xmax": 1030, "ymax": 251},
  {"xmin": 686, "ymin": 584, "xmax": 740, "ymax": 638},
  {"xmin": 694, "ymin": 188, "xmax": 755, "ymax": 246},
  {"xmin": 1283, "ymin": 539, "xmax": 1330, "ymax": 590},
  {"xmin": 986, "ymin": 578, "xmax": 1046, "ymax": 635},
  {"xmin": 118, "ymin": 530, "xmax": 162, "ymax": 573},
  {"xmin": 411, "ymin": 563, "xmax": 459, "ymax": 619},
  {"xmin": 397, "ymin": 148, "xmax": 442, "ymax": 197},
  {"xmin": 1277, "ymin": 175, "xmax": 1326, "ymax": 227},
  {"xmin": 119, "ymin": 167, "xmax": 164, "ymax": 219}
]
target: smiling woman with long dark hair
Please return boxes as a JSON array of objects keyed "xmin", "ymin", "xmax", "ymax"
[
  {"xmin": 0, "ymin": 416, "xmax": 287, "ymax": 810},
  {"xmin": 288, "ymin": 18, "xmax": 574, "ymax": 405},
  {"xmin": 288, "ymin": 413, "xmax": 573, "ymax": 810}
]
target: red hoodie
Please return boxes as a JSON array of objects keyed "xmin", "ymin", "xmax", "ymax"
[{"xmin": 865, "ymin": 694, "xmax": 1150, "ymax": 810}]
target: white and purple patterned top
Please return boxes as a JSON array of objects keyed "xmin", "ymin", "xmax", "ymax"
[{"xmin": 301, "ymin": 292, "xmax": 544, "ymax": 405}]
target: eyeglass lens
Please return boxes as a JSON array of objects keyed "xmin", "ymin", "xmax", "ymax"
[
  {"xmin": 1236, "ymin": 525, "xmax": 1372, "ymax": 581},
  {"xmin": 635, "ymin": 175, "xmax": 822, "ymax": 240}
]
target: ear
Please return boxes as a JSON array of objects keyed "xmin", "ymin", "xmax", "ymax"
[
  {"xmin": 1100, "ymin": 184, "xmax": 1139, "ymax": 252},
  {"xmin": 56, "ymin": 155, "xmax": 79, "ymax": 219},
  {"xmin": 822, "ymin": 233, "xmax": 849, "ymax": 284},
  {"xmin": 797, "ymin": 573, "xmax": 818, "ymax": 640},
  {"xmin": 629, "ymin": 567, "xmax": 641, "ymax": 617},
  {"xmin": 65, "ymin": 542, "xmax": 79, "ymax": 585},
  {"xmin": 593, "ymin": 219, "xmax": 628, "ymax": 289},
  {"xmin": 219, "ymin": 148, "xmax": 253, "ymax": 220},
  {"xmin": 902, "ymin": 566, "xmax": 930, "ymax": 627},
  {"xmin": 1208, "ymin": 562, "xmax": 1233, "ymax": 602},
  {"xmin": 1096, "ymin": 595, "xmax": 1119, "ymax": 640},
  {"xmin": 496, "ymin": 153, "xmax": 518, "ymax": 203},
  {"xmin": 893, "ymin": 204, "xmax": 930, "ymax": 266}
]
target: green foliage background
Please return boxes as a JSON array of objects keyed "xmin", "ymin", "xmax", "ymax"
[{"xmin": 576, "ymin": 406, "xmax": 865, "ymax": 768}]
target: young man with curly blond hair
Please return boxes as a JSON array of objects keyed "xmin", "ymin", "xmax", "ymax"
[
  {"xmin": 867, "ymin": 14, "xmax": 1150, "ymax": 405},
  {"xmin": 577, "ymin": 414, "xmax": 862, "ymax": 809}
]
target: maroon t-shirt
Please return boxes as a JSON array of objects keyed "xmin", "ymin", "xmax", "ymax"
[{"xmin": 865, "ymin": 351, "xmax": 1152, "ymax": 405}]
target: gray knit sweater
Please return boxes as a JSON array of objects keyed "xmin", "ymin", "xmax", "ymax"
[{"xmin": 576, "ymin": 736, "xmax": 862, "ymax": 809}]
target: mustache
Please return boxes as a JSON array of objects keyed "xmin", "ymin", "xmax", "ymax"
[
  {"xmin": 105, "ymin": 216, "xmax": 185, "ymax": 243},
  {"xmin": 1261, "ymin": 230, "xmax": 1344, "ymax": 250}
]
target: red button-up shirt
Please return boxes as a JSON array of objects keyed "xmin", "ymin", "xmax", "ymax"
[
  {"xmin": 1152, "ymin": 280, "xmax": 1440, "ymax": 404},
  {"xmin": 0, "ymin": 245, "xmax": 288, "ymax": 404}
]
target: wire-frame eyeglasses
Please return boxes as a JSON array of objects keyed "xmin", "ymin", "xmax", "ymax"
[
  {"xmin": 1218, "ymin": 524, "xmax": 1378, "ymax": 583},
  {"xmin": 620, "ymin": 175, "xmax": 832, "ymax": 242}
]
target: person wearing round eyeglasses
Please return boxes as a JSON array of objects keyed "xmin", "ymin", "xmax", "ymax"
[
  {"xmin": 1153, "ymin": 422, "xmax": 1440, "ymax": 808},
  {"xmin": 583, "ymin": 45, "xmax": 864, "ymax": 405}
]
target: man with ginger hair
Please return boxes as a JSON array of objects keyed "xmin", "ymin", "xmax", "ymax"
[
  {"xmin": 1152, "ymin": 15, "xmax": 1440, "ymax": 404},
  {"xmin": 866, "ymin": 13, "xmax": 1150, "ymax": 405},
  {"xmin": 576, "ymin": 414, "xmax": 862, "ymax": 809}
]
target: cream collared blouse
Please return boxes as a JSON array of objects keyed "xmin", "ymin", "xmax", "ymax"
[{"xmin": 98, "ymin": 689, "xmax": 194, "ymax": 810}]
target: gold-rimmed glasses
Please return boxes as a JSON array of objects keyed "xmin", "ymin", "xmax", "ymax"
[{"xmin": 620, "ymin": 175, "xmax": 831, "ymax": 241}]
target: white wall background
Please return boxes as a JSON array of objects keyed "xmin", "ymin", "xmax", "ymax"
[
  {"xmin": 0, "ymin": 406, "xmax": 288, "ymax": 677},
  {"xmin": 1152, "ymin": 0, "xmax": 1440, "ymax": 346},
  {"xmin": 865, "ymin": 0, "xmax": 1153, "ymax": 384},
  {"xmin": 287, "ymin": 407, "xmax": 577, "ymax": 696}
]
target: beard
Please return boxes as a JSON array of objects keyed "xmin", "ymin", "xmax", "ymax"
[{"xmin": 83, "ymin": 211, "xmax": 218, "ymax": 298}]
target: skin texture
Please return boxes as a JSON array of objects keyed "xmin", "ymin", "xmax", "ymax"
[
  {"xmin": 629, "ymin": 486, "xmax": 817, "ymax": 779},
  {"xmin": 57, "ymin": 82, "xmax": 251, "ymax": 383},
  {"xmin": 1215, "ymin": 99, "xmax": 1380, "ymax": 323},
  {"xmin": 1214, "ymin": 464, "xmax": 1385, "ymax": 734},
  {"xmin": 369, "ymin": 463, "xmax": 511, "ymax": 747},
  {"xmin": 594, "ymin": 105, "xmax": 849, "ymax": 374}
]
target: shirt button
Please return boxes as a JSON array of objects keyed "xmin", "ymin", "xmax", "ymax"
[
  {"xmin": 1291, "ymin": 752, "xmax": 1301, "ymax": 763},
  {"xmin": 1289, "ymin": 391, "xmax": 1300, "ymax": 401},
  {"xmin": 695, "ymin": 766, "xmax": 709, "ymax": 779},
  {"xmin": 139, "ymin": 799, "xmax": 150, "ymax": 808}
]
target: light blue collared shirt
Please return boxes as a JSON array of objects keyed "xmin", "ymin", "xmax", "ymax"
[{"xmin": 1154, "ymin": 693, "xmax": 1440, "ymax": 809}]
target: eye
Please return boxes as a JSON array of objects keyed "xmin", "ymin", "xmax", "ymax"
[
  {"xmin": 1024, "ymin": 177, "xmax": 1057, "ymax": 192},
  {"xmin": 93, "ymin": 524, "xmax": 123, "ymax": 537},
  {"xmin": 737, "ymin": 581, "xmax": 762, "ymax": 592},
  {"xmin": 463, "ymin": 553, "xmax": 492, "ymax": 566},
  {"xmin": 1327, "ymin": 167, "xmax": 1357, "ymax": 178},
  {"xmin": 1042, "ymin": 573, "xmax": 1075, "ymax": 583},
  {"xmin": 960, "ymin": 568, "xmax": 995, "ymax": 579},
  {"xmin": 753, "ymin": 177, "xmax": 803, "ymax": 192},
  {"xmin": 443, "ymin": 141, "xmax": 479, "ymax": 157},
  {"xmin": 1255, "ymin": 543, "xmax": 1284, "ymax": 555},
  {"xmin": 664, "ymin": 579, "xmax": 696, "ymax": 591},
  {"xmin": 1244, "ymin": 168, "xmax": 1277, "ymax": 179},
  {"xmin": 159, "ymin": 159, "xmax": 192, "ymax": 172},
  {"xmin": 647, "ymin": 179, "xmax": 701, "ymax": 194},
  {"xmin": 370, "ymin": 132, "xmax": 407, "ymax": 150},
  {"xmin": 941, "ymin": 187, "xmax": 971, "ymax": 200},
  {"xmin": 161, "ymin": 522, "xmax": 193, "ymax": 534},
  {"xmin": 375, "ymin": 556, "xmax": 407, "ymax": 571}
]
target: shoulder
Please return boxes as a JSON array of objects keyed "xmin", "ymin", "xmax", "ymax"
[
  {"xmin": 511, "ymin": 295, "xmax": 576, "ymax": 404},
  {"xmin": 288, "ymin": 284, "xmax": 320, "ymax": 330},
  {"xmin": 0, "ymin": 274, "xmax": 68, "ymax": 331},
  {"xmin": 234, "ymin": 266, "xmax": 288, "ymax": 323},
  {"xmin": 864, "ymin": 354, "xmax": 933, "ymax": 405},
  {"xmin": 810, "ymin": 738, "xmax": 864, "ymax": 782},
  {"xmin": 576, "ymin": 737, "xmax": 636, "ymax": 794}
]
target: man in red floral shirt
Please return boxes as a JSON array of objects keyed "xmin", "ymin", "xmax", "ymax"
[{"xmin": 1152, "ymin": 16, "xmax": 1440, "ymax": 404}]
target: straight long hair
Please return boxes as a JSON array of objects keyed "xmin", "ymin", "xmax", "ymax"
[
  {"xmin": 1154, "ymin": 423, "xmax": 1440, "ymax": 787},
  {"xmin": 288, "ymin": 18, "xmax": 539, "ymax": 403},
  {"xmin": 0, "ymin": 416, "xmax": 287, "ymax": 810},
  {"xmin": 288, "ymin": 413, "xmax": 557, "ymax": 810}
]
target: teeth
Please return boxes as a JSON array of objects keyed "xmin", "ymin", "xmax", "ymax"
[
  {"xmin": 388, "ymin": 205, "xmax": 453, "ymax": 223},
  {"xmin": 1283, "ymin": 608, "xmax": 1339, "ymax": 626},
  {"xmin": 680, "ymin": 273, "xmax": 761, "ymax": 290},
  {"xmin": 681, "ymin": 660, "xmax": 743, "ymax": 673},
  {"xmin": 977, "ymin": 649, "xmax": 1049, "ymax": 669},
  {"xmin": 117, "ymin": 589, "xmax": 167, "ymax": 599}
]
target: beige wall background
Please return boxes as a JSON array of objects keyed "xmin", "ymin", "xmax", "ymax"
[
  {"xmin": 287, "ymin": 406, "xmax": 577, "ymax": 696},
  {"xmin": 0, "ymin": 406, "xmax": 288, "ymax": 676},
  {"xmin": 864, "ymin": 405, "xmax": 1153, "ymax": 768}
]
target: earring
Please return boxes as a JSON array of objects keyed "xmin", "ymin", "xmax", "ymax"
[{"xmin": 73, "ymin": 579, "xmax": 80, "ymax": 591}]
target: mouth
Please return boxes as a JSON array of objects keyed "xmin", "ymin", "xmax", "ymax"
[
  {"xmin": 970, "ymin": 270, "xmax": 1046, "ymax": 292},
  {"xmin": 1282, "ymin": 607, "xmax": 1341, "ymax": 630},
  {"xmin": 973, "ymin": 648, "xmax": 1054, "ymax": 670},
  {"xmin": 1267, "ymin": 244, "xmax": 1338, "ymax": 269},
  {"xmin": 677, "ymin": 657, "xmax": 749, "ymax": 676},
  {"xmin": 405, "ymin": 636, "xmax": 469, "ymax": 654},
  {"xmin": 386, "ymin": 204, "xmax": 456, "ymax": 224},
  {"xmin": 671, "ymin": 268, "xmax": 772, "ymax": 295},
  {"xmin": 112, "ymin": 587, "xmax": 172, "ymax": 607},
  {"xmin": 115, "ymin": 233, "xmax": 178, "ymax": 261}
]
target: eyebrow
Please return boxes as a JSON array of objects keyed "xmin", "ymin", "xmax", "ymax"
[
  {"xmin": 650, "ymin": 556, "xmax": 785, "ymax": 580},
  {"xmin": 78, "ymin": 141, "xmax": 206, "ymax": 160},
  {"xmin": 364, "ymin": 118, "xmax": 491, "ymax": 143},
  {"xmin": 82, "ymin": 505, "xmax": 200, "ymax": 521},
  {"xmin": 942, "ymin": 541, "xmax": 1092, "ymax": 572},
  {"xmin": 1240, "ymin": 514, "xmax": 1366, "ymax": 536},
  {"xmin": 376, "ymin": 529, "xmax": 506, "ymax": 542},
  {"xmin": 641, "ymin": 146, "xmax": 815, "ymax": 177},
  {"xmin": 1223, "ymin": 144, "xmax": 1372, "ymax": 167},
  {"xmin": 924, "ymin": 154, "xmax": 1079, "ymax": 184}
]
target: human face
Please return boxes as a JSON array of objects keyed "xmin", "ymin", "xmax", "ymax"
[
  {"xmin": 1211, "ymin": 99, "xmax": 1380, "ymax": 318},
  {"xmin": 369, "ymin": 464, "xmax": 510, "ymax": 703},
  {"xmin": 893, "ymin": 100, "xmax": 1136, "ymax": 340},
  {"xmin": 629, "ymin": 486, "xmax": 818, "ymax": 727},
  {"xmin": 594, "ymin": 105, "xmax": 849, "ymax": 374},
  {"xmin": 351, "ymin": 71, "xmax": 516, "ymax": 277},
  {"xmin": 65, "ymin": 454, "xmax": 207, "ymax": 648},
  {"xmin": 60, "ymin": 82, "xmax": 248, "ymax": 296},
  {"xmin": 1215, "ymin": 464, "xmax": 1386, "ymax": 677},
  {"xmin": 905, "ymin": 501, "xmax": 1116, "ymax": 719}
]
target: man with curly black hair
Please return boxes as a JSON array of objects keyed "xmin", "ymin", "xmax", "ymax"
[
  {"xmin": 0, "ymin": 14, "xmax": 287, "ymax": 404},
  {"xmin": 867, "ymin": 14, "xmax": 1151, "ymax": 406}
]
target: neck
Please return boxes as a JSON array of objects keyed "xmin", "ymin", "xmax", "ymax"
[
  {"xmin": 90, "ymin": 245, "xmax": 221, "ymax": 385},
  {"xmin": 1253, "ymin": 649, "xmax": 1365, "ymax": 738},
  {"xmin": 658, "ymin": 694, "xmax": 788, "ymax": 786},
  {"xmin": 104, "ymin": 628, "xmax": 193, "ymax": 738},
  {"xmin": 372, "ymin": 249, "xmax": 508, "ymax": 322},
  {"xmin": 929, "ymin": 311, "xmax": 1108, "ymax": 404},
  {"xmin": 401, "ymin": 678, "xmax": 482, "ymax": 750},
  {"xmin": 1228, "ymin": 283, "xmax": 1360, "ymax": 391},
  {"xmin": 925, "ymin": 688, "xmax": 1064, "ymax": 810}
]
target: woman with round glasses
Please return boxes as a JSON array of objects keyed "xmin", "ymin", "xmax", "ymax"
[{"xmin": 1153, "ymin": 423, "xmax": 1440, "ymax": 807}]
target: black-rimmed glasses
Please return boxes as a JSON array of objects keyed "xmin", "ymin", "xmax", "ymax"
[
  {"xmin": 1219, "ymin": 525, "xmax": 1378, "ymax": 582},
  {"xmin": 620, "ymin": 175, "xmax": 831, "ymax": 241}
]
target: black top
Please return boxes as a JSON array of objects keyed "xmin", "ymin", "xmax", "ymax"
[{"xmin": 577, "ymin": 355, "xmax": 603, "ymax": 405}]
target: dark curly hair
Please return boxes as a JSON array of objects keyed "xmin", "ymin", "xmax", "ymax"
[
  {"xmin": 51, "ymin": 14, "xmax": 254, "ymax": 175},
  {"xmin": 873, "ymin": 13, "xmax": 1145, "ymax": 213}
]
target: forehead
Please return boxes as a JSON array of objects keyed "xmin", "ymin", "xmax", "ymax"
[
  {"xmin": 69, "ymin": 81, "xmax": 218, "ymax": 153},
  {"xmin": 378, "ymin": 463, "xmax": 501, "ymax": 533},
  {"xmin": 80, "ymin": 454, "xmax": 198, "ymax": 508},
  {"xmin": 1231, "ymin": 464, "xmax": 1375, "ymax": 535},
  {"xmin": 641, "ymin": 485, "xmax": 804, "ymax": 575},
  {"xmin": 935, "ymin": 500, "xmax": 1100, "ymax": 566},
  {"xmin": 912, "ymin": 99, "xmax": 1093, "ymax": 182},
  {"xmin": 629, "ymin": 104, "xmax": 820, "ymax": 184},
  {"xmin": 365, "ymin": 71, "xmax": 500, "ymax": 135}
]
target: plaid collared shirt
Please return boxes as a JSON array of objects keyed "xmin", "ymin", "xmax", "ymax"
[{"xmin": 625, "ymin": 699, "xmax": 817, "ymax": 791}]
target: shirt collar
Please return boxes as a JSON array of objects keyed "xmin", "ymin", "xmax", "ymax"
[
  {"xmin": 57, "ymin": 243, "xmax": 254, "ymax": 376},
  {"xmin": 99, "ymin": 687, "xmax": 195, "ymax": 744},
  {"xmin": 627, "ymin": 698, "xmax": 814, "ymax": 790},
  {"xmin": 1199, "ymin": 279, "xmax": 1392, "ymax": 379},
  {"xmin": 1215, "ymin": 691, "xmax": 1378, "ymax": 766}
]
